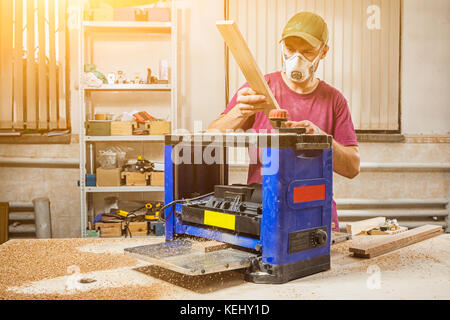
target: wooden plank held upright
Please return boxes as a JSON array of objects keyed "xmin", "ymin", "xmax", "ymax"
[{"xmin": 216, "ymin": 20, "xmax": 280, "ymax": 121}]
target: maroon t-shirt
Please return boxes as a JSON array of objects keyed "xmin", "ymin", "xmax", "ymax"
[{"xmin": 222, "ymin": 72, "xmax": 358, "ymax": 232}]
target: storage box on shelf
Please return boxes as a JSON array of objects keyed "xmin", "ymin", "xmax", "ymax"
[
  {"xmin": 150, "ymin": 171, "xmax": 164, "ymax": 186},
  {"xmin": 121, "ymin": 171, "xmax": 151, "ymax": 186},
  {"xmin": 86, "ymin": 120, "xmax": 111, "ymax": 136},
  {"xmin": 95, "ymin": 222, "xmax": 122, "ymax": 238},
  {"xmin": 143, "ymin": 120, "xmax": 171, "ymax": 135},
  {"xmin": 111, "ymin": 121, "xmax": 137, "ymax": 136},
  {"xmin": 96, "ymin": 168, "xmax": 123, "ymax": 187}
]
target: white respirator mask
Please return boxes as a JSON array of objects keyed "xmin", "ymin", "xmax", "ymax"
[{"xmin": 281, "ymin": 42, "xmax": 324, "ymax": 83}]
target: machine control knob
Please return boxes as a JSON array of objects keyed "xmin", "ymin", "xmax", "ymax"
[{"xmin": 313, "ymin": 229, "xmax": 327, "ymax": 246}]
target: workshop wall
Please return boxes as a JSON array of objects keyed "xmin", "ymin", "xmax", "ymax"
[
  {"xmin": 401, "ymin": 0, "xmax": 450, "ymax": 135},
  {"xmin": 0, "ymin": 0, "xmax": 448, "ymax": 238}
]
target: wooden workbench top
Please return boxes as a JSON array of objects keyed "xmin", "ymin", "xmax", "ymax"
[{"xmin": 0, "ymin": 234, "xmax": 449, "ymax": 300}]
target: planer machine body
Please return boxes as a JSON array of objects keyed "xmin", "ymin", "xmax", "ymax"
[{"xmin": 125, "ymin": 130, "xmax": 333, "ymax": 284}]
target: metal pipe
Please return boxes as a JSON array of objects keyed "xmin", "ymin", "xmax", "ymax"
[
  {"xmin": 338, "ymin": 209, "xmax": 449, "ymax": 218},
  {"xmin": 336, "ymin": 199, "xmax": 448, "ymax": 208},
  {"xmin": 8, "ymin": 202, "xmax": 34, "ymax": 210},
  {"xmin": 9, "ymin": 211, "xmax": 35, "ymax": 221},
  {"xmin": 338, "ymin": 221, "xmax": 446, "ymax": 230},
  {"xmin": 33, "ymin": 198, "xmax": 52, "ymax": 238},
  {"xmin": 0, "ymin": 157, "xmax": 79, "ymax": 167},
  {"xmin": 9, "ymin": 224, "xmax": 36, "ymax": 233}
]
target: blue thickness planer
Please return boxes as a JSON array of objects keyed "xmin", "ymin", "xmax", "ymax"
[{"xmin": 125, "ymin": 128, "xmax": 333, "ymax": 284}]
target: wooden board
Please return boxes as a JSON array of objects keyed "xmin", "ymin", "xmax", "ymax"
[
  {"xmin": 0, "ymin": 203, "xmax": 8, "ymax": 244},
  {"xmin": 349, "ymin": 225, "xmax": 443, "ymax": 258},
  {"xmin": 0, "ymin": 0, "xmax": 14, "ymax": 129},
  {"xmin": 26, "ymin": 0, "xmax": 37, "ymax": 129},
  {"xmin": 58, "ymin": 0, "xmax": 67, "ymax": 129},
  {"xmin": 346, "ymin": 217, "xmax": 386, "ymax": 235},
  {"xmin": 216, "ymin": 20, "xmax": 280, "ymax": 120},
  {"xmin": 37, "ymin": 0, "xmax": 48, "ymax": 129},
  {"xmin": 48, "ymin": 0, "xmax": 58, "ymax": 130},
  {"xmin": 13, "ymin": 0, "xmax": 24, "ymax": 129}
]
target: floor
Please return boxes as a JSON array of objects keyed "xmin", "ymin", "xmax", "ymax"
[{"xmin": 0, "ymin": 234, "xmax": 449, "ymax": 300}]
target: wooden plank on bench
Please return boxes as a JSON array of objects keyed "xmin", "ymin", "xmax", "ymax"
[{"xmin": 349, "ymin": 225, "xmax": 443, "ymax": 258}]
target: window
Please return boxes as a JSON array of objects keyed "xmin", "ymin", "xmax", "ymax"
[{"xmin": 0, "ymin": 0, "xmax": 69, "ymax": 131}]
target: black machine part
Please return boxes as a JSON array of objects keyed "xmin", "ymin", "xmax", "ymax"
[{"xmin": 181, "ymin": 184, "xmax": 263, "ymax": 237}]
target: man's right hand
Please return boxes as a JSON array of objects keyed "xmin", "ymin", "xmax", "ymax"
[
  {"xmin": 208, "ymin": 87, "xmax": 268, "ymax": 132},
  {"xmin": 227, "ymin": 87, "xmax": 268, "ymax": 119}
]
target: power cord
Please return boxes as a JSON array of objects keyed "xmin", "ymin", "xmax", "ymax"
[{"xmin": 159, "ymin": 192, "xmax": 215, "ymax": 222}]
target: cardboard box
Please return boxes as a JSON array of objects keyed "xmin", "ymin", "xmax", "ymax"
[
  {"xmin": 121, "ymin": 171, "xmax": 151, "ymax": 186},
  {"xmin": 150, "ymin": 171, "xmax": 164, "ymax": 186},
  {"xmin": 97, "ymin": 168, "xmax": 123, "ymax": 187},
  {"xmin": 111, "ymin": 121, "xmax": 136, "ymax": 136},
  {"xmin": 86, "ymin": 121, "xmax": 111, "ymax": 136},
  {"xmin": 145, "ymin": 121, "xmax": 171, "ymax": 135}
]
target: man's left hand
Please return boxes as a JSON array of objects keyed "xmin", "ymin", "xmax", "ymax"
[{"xmin": 285, "ymin": 120, "xmax": 326, "ymax": 135}]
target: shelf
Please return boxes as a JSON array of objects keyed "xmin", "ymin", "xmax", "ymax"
[
  {"xmin": 83, "ymin": 84, "xmax": 171, "ymax": 91},
  {"xmin": 85, "ymin": 135, "xmax": 166, "ymax": 142},
  {"xmin": 86, "ymin": 186, "xmax": 164, "ymax": 193},
  {"xmin": 83, "ymin": 21, "xmax": 172, "ymax": 32}
]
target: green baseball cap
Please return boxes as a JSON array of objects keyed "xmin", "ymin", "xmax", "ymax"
[{"xmin": 281, "ymin": 12, "xmax": 329, "ymax": 47}]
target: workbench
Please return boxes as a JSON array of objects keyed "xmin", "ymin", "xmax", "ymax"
[{"xmin": 0, "ymin": 234, "xmax": 448, "ymax": 300}]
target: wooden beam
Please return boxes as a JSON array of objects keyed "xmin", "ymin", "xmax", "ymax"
[
  {"xmin": 0, "ymin": 203, "xmax": 8, "ymax": 244},
  {"xmin": 13, "ymin": 0, "xmax": 24, "ymax": 129},
  {"xmin": 37, "ymin": 0, "xmax": 48, "ymax": 129},
  {"xmin": 349, "ymin": 225, "xmax": 443, "ymax": 258},
  {"xmin": 216, "ymin": 20, "xmax": 280, "ymax": 121},
  {"xmin": 346, "ymin": 217, "xmax": 386, "ymax": 235},
  {"xmin": 26, "ymin": 0, "xmax": 37, "ymax": 129},
  {"xmin": 0, "ymin": 0, "xmax": 14, "ymax": 129},
  {"xmin": 48, "ymin": 0, "xmax": 58, "ymax": 129},
  {"xmin": 57, "ymin": 0, "xmax": 67, "ymax": 129}
]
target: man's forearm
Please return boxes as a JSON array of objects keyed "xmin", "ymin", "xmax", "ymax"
[
  {"xmin": 208, "ymin": 112, "xmax": 249, "ymax": 132},
  {"xmin": 331, "ymin": 140, "xmax": 360, "ymax": 179}
]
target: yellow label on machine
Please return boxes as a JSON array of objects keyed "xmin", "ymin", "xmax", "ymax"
[{"xmin": 204, "ymin": 210, "xmax": 235, "ymax": 230}]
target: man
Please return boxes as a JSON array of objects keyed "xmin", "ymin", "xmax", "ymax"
[{"xmin": 208, "ymin": 12, "xmax": 360, "ymax": 231}]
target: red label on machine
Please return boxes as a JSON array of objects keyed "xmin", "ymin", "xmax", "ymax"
[{"xmin": 293, "ymin": 185, "xmax": 326, "ymax": 203}]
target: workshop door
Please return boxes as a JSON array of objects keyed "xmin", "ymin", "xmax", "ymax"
[{"xmin": 227, "ymin": 0, "xmax": 401, "ymax": 131}]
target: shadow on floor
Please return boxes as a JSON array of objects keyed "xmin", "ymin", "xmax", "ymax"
[{"xmin": 134, "ymin": 265, "xmax": 247, "ymax": 294}]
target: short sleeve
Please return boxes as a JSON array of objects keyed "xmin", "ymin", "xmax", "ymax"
[{"xmin": 332, "ymin": 95, "xmax": 358, "ymax": 146}]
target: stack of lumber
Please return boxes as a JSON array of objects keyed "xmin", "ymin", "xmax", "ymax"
[
  {"xmin": 349, "ymin": 225, "xmax": 443, "ymax": 258},
  {"xmin": 346, "ymin": 217, "xmax": 386, "ymax": 235}
]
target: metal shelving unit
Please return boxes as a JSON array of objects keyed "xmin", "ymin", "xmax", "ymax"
[{"xmin": 78, "ymin": 3, "xmax": 177, "ymax": 237}]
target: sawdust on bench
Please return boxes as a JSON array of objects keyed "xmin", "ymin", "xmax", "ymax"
[{"xmin": 0, "ymin": 238, "xmax": 179, "ymax": 300}]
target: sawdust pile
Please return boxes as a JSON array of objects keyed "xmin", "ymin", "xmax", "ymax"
[
  {"xmin": 0, "ymin": 239, "xmax": 178, "ymax": 300},
  {"xmin": 324, "ymin": 236, "xmax": 448, "ymax": 279}
]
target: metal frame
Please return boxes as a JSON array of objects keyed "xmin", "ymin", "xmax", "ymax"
[{"xmin": 78, "ymin": 2, "xmax": 178, "ymax": 237}]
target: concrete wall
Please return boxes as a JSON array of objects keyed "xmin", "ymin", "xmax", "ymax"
[
  {"xmin": 0, "ymin": 0, "xmax": 448, "ymax": 238},
  {"xmin": 401, "ymin": 0, "xmax": 450, "ymax": 135}
]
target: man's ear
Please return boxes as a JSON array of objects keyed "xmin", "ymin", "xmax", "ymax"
[{"xmin": 321, "ymin": 45, "xmax": 329, "ymax": 59}]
